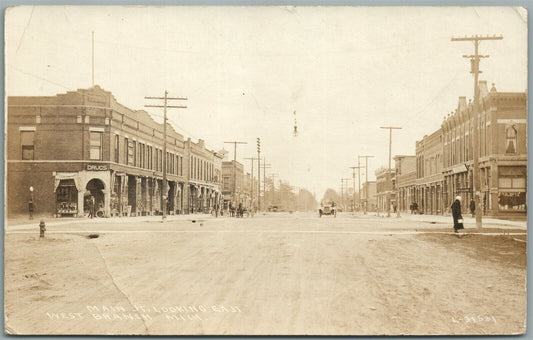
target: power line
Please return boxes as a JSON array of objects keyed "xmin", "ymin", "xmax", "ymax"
[{"xmin": 358, "ymin": 155, "xmax": 374, "ymax": 215}]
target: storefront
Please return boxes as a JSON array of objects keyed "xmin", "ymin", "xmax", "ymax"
[
  {"xmin": 497, "ymin": 166, "xmax": 526, "ymax": 212},
  {"xmin": 55, "ymin": 179, "xmax": 78, "ymax": 216},
  {"xmin": 54, "ymin": 168, "xmax": 111, "ymax": 218}
]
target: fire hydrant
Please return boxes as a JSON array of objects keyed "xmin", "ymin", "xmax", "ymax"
[{"xmin": 39, "ymin": 220, "xmax": 46, "ymax": 238}]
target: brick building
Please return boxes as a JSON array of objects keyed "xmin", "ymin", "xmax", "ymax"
[
  {"xmin": 186, "ymin": 139, "xmax": 224, "ymax": 214},
  {"xmin": 394, "ymin": 155, "xmax": 416, "ymax": 212},
  {"xmin": 221, "ymin": 160, "xmax": 247, "ymax": 209},
  {"xmin": 441, "ymin": 82, "xmax": 527, "ymax": 218},
  {"xmin": 7, "ymin": 86, "xmax": 222, "ymax": 218},
  {"xmin": 415, "ymin": 128, "xmax": 445, "ymax": 215}
]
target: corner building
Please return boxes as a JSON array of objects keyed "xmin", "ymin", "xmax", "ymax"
[
  {"xmin": 441, "ymin": 82, "xmax": 526, "ymax": 218},
  {"xmin": 7, "ymin": 86, "xmax": 221, "ymax": 218}
]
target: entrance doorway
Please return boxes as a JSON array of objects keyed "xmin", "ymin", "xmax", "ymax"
[{"xmin": 86, "ymin": 178, "xmax": 105, "ymax": 217}]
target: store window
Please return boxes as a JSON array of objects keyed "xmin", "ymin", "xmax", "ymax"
[
  {"xmin": 21, "ymin": 131, "xmax": 35, "ymax": 160},
  {"xmin": 505, "ymin": 125, "xmax": 517, "ymax": 154},
  {"xmin": 56, "ymin": 179, "xmax": 78, "ymax": 216},
  {"xmin": 89, "ymin": 131, "xmax": 102, "ymax": 160},
  {"xmin": 128, "ymin": 141, "xmax": 135, "ymax": 165},
  {"xmin": 498, "ymin": 166, "xmax": 526, "ymax": 211}
]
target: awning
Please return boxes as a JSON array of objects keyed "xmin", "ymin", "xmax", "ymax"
[{"xmin": 54, "ymin": 172, "xmax": 82, "ymax": 192}]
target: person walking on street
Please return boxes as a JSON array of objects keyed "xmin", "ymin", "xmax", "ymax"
[
  {"xmin": 469, "ymin": 198, "xmax": 476, "ymax": 218},
  {"xmin": 451, "ymin": 195, "xmax": 464, "ymax": 233}
]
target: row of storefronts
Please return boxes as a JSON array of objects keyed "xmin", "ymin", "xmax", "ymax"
[
  {"xmin": 391, "ymin": 81, "xmax": 527, "ymax": 218},
  {"xmin": 7, "ymin": 86, "xmax": 225, "ymax": 218}
]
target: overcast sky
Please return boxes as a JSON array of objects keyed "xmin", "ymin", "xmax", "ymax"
[{"xmin": 6, "ymin": 6, "xmax": 527, "ymax": 198}]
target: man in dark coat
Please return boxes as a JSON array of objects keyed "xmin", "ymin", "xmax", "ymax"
[
  {"xmin": 469, "ymin": 198, "xmax": 476, "ymax": 217},
  {"xmin": 451, "ymin": 195, "xmax": 464, "ymax": 233},
  {"xmin": 28, "ymin": 200, "xmax": 34, "ymax": 220}
]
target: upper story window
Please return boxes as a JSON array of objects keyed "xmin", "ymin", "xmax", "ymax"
[
  {"xmin": 114, "ymin": 134, "xmax": 119, "ymax": 163},
  {"xmin": 124, "ymin": 138, "xmax": 129, "ymax": 165},
  {"xmin": 128, "ymin": 140, "xmax": 135, "ymax": 165},
  {"xmin": 20, "ymin": 130, "xmax": 35, "ymax": 160},
  {"xmin": 505, "ymin": 125, "xmax": 517, "ymax": 154},
  {"xmin": 89, "ymin": 131, "xmax": 103, "ymax": 160}
]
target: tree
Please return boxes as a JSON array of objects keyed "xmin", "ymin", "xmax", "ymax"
[
  {"xmin": 296, "ymin": 188, "xmax": 318, "ymax": 211},
  {"xmin": 322, "ymin": 188, "xmax": 340, "ymax": 205}
]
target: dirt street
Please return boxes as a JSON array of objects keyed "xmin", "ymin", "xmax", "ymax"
[{"xmin": 4, "ymin": 213, "xmax": 527, "ymax": 335}]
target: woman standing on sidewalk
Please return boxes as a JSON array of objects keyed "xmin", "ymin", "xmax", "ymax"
[{"xmin": 451, "ymin": 195, "xmax": 464, "ymax": 233}]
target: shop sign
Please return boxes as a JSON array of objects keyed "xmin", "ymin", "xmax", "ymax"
[
  {"xmin": 497, "ymin": 119, "xmax": 526, "ymax": 125},
  {"xmin": 452, "ymin": 164, "xmax": 467, "ymax": 174},
  {"xmin": 86, "ymin": 164, "xmax": 109, "ymax": 171}
]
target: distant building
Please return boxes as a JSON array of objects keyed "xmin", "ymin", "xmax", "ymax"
[
  {"xmin": 222, "ymin": 160, "xmax": 246, "ymax": 208},
  {"xmin": 361, "ymin": 181, "xmax": 377, "ymax": 212},
  {"xmin": 375, "ymin": 167, "xmax": 394, "ymax": 213}
]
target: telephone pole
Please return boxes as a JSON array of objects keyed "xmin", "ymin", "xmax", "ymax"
[
  {"xmin": 145, "ymin": 91, "xmax": 187, "ymax": 222},
  {"xmin": 270, "ymin": 173, "xmax": 279, "ymax": 209},
  {"xmin": 262, "ymin": 158, "xmax": 272, "ymax": 211},
  {"xmin": 452, "ymin": 34, "xmax": 503, "ymax": 229},
  {"xmin": 243, "ymin": 156, "xmax": 259, "ymax": 215},
  {"xmin": 341, "ymin": 178, "xmax": 350, "ymax": 212},
  {"xmin": 224, "ymin": 141, "xmax": 247, "ymax": 206},
  {"xmin": 257, "ymin": 138, "xmax": 261, "ymax": 212},
  {"xmin": 380, "ymin": 126, "xmax": 402, "ymax": 217},
  {"xmin": 349, "ymin": 165, "xmax": 362, "ymax": 213},
  {"xmin": 358, "ymin": 155, "xmax": 373, "ymax": 214}
]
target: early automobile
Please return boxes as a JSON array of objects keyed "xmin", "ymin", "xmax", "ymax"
[{"xmin": 319, "ymin": 201, "xmax": 337, "ymax": 217}]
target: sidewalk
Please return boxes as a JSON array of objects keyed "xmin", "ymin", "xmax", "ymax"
[
  {"xmin": 4, "ymin": 213, "xmax": 217, "ymax": 231},
  {"xmin": 347, "ymin": 211, "xmax": 527, "ymax": 229}
]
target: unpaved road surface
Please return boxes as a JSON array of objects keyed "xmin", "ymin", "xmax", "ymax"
[{"xmin": 4, "ymin": 213, "xmax": 527, "ymax": 335}]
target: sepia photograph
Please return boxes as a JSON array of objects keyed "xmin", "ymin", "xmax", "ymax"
[{"xmin": 4, "ymin": 5, "xmax": 528, "ymax": 335}]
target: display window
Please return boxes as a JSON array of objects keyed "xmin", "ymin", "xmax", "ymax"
[
  {"xmin": 498, "ymin": 166, "xmax": 526, "ymax": 211},
  {"xmin": 56, "ymin": 179, "xmax": 78, "ymax": 215}
]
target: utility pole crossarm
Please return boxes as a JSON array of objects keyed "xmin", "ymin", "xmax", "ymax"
[
  {"xmin": 145, "ymin": 96, "xmax": 188, "ymax": 100},
  {"xmin": 451, "ymin": 35, "xmax": 503, "ymax": 41},
  {"xmin": 144, "ymin": 105, "xmax": 188, "ymax": 109}
]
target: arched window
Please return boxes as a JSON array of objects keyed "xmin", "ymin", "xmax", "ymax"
[{"xmin": 505, "ymin": 125, "xmax": 517, "ymax": 154}]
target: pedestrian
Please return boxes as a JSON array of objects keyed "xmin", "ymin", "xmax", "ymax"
[
  {"xmin": 413, "ymin": 202, "xmax": 418, "ymax": 214},
  {"xmin": 451, "ymin": 195, "xmax": 464, "ymax": 233},
  {"xmin": 87, "ymin": 196, "xmax": 94, "ymax": 218},
  {"xmin": 470, "ymin": 198, "xmax": 476, "ymax": 218},
  {"xmin": 237, "ymin": 203, "xmax": 243, "ymax": 218},
  {"xmin": 229, "ymin": 202, "xmax": 234, "ymax": 217},
  {"xmin": 28, "ymin": 199, "xmax": 34, "ymax": 220}
]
